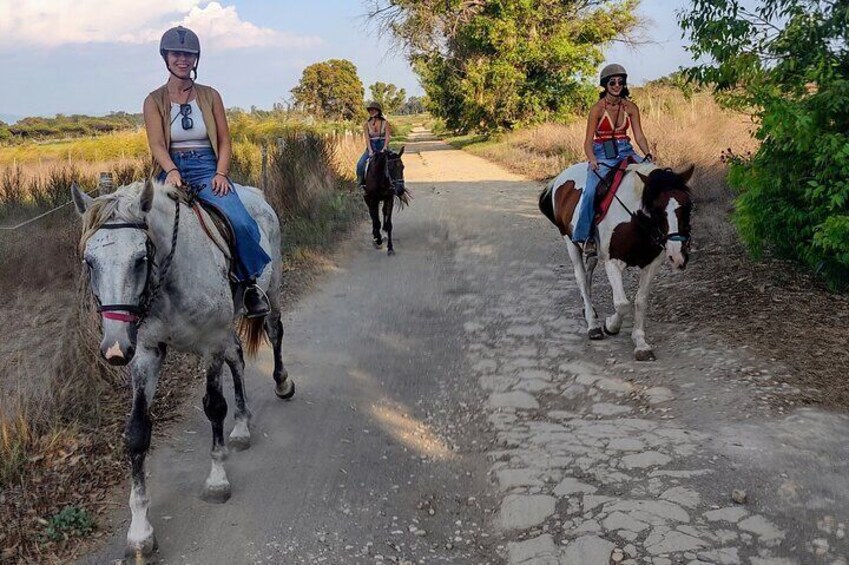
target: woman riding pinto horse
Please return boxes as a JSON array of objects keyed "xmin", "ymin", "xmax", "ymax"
[{"xmin": 540, "ymin": 63, "xmax": 695, "ymax": 361}]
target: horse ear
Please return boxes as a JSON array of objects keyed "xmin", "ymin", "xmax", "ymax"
[
  {"xmin": 676, "ymin": 164, "xmax": 696, "ymax": 184},
  {"xmin": 71, "ymin": 182, "xmax": 93, "ymax": 215},
  {"xmin": 398, "ymin": 146, "xmax": 405, "ymax": 157},
  {"xmin": 636, "ymin": 171, "xmax": 650, "ymax": 186},
  {"xmin": 139, "ymin": 178, "xmax": 155, "ymax": 214}
]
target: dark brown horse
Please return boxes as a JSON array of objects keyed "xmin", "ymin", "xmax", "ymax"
[{"xmin": 363, "ymin": 147, "xmax": 410, "ymax": 255}]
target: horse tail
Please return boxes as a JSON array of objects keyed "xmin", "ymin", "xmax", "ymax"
[
  {"xmin": 539, "ymin": 183, "xmax": 556, "ymax": 225},
  {"xmin": 237, "ymin": 316, "xmax": 267, "ymax": 357}
]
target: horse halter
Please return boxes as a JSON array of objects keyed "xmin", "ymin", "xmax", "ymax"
[{"xmin": 89, "ymin": 197, "xmax": 181, "ymax": 328}]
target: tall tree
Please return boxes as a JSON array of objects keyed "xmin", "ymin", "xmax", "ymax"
[
  {"xmin": 680, "ymin": 0, "xmax": 849, "ymax": 288},
  {"xmin": 291, "ymin": 59, "xmax": 366, "ymax": 121},
  {"xmin": 369, "ymin": 82, "xmax": 407, "ymax": 114},
  {"xmin": 369, "ymin": 0, "xmax": 639, "ymax": 133}
]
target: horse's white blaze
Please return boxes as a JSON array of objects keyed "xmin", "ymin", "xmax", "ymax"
[
  {"xmin": 127, "ymin": 486, "xmax": 153, "ymax": 545},
  {"xmin": 105, "ymin": 341, "xmax": 124, "ymax": 360},
  {"xmin": 664, "ymin": 198, "xmax": 686, "ymax": 269}
]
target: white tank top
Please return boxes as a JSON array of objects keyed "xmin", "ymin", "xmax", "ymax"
[{"xmin": 170, "ymin": 100, "xmax": 211, "ymax": 150}]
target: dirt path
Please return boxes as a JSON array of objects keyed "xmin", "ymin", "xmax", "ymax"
[{"xmin": 84, "ymin": 133, "xmax": 847, "ymax": 564}]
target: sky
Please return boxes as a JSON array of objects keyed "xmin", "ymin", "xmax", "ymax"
[{"xmin": 0, "ymin": 0, "xmax": 695, "ymax": 121}]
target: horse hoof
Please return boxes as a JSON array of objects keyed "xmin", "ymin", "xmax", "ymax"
[
  {"xmin": 387, "ymin": 248, "xmax": 395, "ymax": 256},
  {"xmin": 125, "ymin": 533, "xmax": 157, "ymax": 560},
  {"xmin": 372, "ymin": 238, "xmax": 383, "ymax": 248},
  {"xmin": 635, "ymin": 349, "xmax": 656, "ymax": 362},
  {"xmin": 275, "ymin": 378, "xmax": 295, "ymax": 400},
  {"xmin": 588, "ymin": 327, "xmax": 605, "ymax": 340},
  {"xmin": 229, "ymin": 434, "xmax": 251, "ymax": 451},
  {"xmin": 201, "ymin": 482, "xmax": 231, "ymax": 504},
  {"xmin": 603, "ymin": 322, "xmax": 620, "ymax": 336}
]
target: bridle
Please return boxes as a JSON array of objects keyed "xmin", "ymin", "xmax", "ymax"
[
  {"xmin": 89, "ymin": 197, "xmax": 181, "ymax": 328},
  {"xmin": 384, "ymin": 153, "xmax": 405, "ymax": 194},
  {"xmin": 592, "ymin": 166, "xmax": 691, "ymax": 249}
]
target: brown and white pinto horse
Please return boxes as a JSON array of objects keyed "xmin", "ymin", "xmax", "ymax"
[{"xmin": 539, "ymin": 162, "xmax": 694, "ymax": 360}]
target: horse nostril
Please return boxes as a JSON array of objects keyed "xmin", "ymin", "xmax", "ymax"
[{"xmin": 126, "ymin": 345, "xmax": 136, "ymax": 359}]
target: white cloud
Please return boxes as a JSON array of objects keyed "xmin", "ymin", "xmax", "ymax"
[{"xmin": 0, "ymin": 0, "xmax": 321, "ymax": 50}]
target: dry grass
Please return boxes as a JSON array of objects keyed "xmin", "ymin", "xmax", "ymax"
[{"xmin": 0, "ymin": 130, "xmax": 150, "ymax": 166}]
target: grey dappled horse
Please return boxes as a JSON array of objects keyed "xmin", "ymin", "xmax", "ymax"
[{"xmin": 71, "ymin": 178, "xmax": 294, "ymax": 558}]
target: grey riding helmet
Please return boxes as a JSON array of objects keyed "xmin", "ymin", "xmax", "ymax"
[
  {"xmin": 599, "ymin": 63, "xmax": 627, "ymax": 85},
  {"xmin": 159, "ymin": 26, "xmax": 201, "ymax": 77}
]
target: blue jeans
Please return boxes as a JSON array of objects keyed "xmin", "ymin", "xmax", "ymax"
[
  {"xmin": 356, "ymin": 139, "xmax": 386, "ymax": 184},
  {"xmin": 160, "ymin": 148, "xmax": 271, "ymax": 281},
  {"xmin": 572, "ymin": 139, "xmax": 639, "ymax": 243}
]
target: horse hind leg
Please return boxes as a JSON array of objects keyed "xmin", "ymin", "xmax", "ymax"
[
  {"xmin": 225, "ymin": 334, "xmax": 252, "ymax": 450},
  {"xmin": 565, "ymin": 237, "xmax": 603, "ymax": 339},
  {"xmin": 265, "ymin": 311, "xmax": 294, "ymax": 399},
  {"xmin": 124, "ymin": 345, "xmax": 165, "ymax": 558},
  {"xmin": 201, "ymin": 353, "xmax": 231, "ymax": 503}
]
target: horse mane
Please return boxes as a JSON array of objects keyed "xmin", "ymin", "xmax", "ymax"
[
  {"xmin": 639, "ymin": 167, "xmax": 692, "ymax": 211},
  {"xmin": 79, "ymin": 180, "xmax": 176, "ymax": 252}
]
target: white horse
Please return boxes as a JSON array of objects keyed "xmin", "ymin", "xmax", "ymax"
[
  {"xmin": 539, "ymin": 162, "xmax": 694, "ymax": 360},
  {"xmin": 71, "ymin": 178, "xmax": 294, "ymax": 558}
]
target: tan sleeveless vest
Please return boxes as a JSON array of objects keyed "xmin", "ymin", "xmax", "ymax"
[{"xmin": 148, "ymin": 83, "xmax": 219, "ymax": 177}]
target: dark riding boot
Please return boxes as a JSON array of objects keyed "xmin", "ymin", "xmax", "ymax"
[{"xmin": 243, "ymin": 281, "xmax": 270, "ymax": 319}]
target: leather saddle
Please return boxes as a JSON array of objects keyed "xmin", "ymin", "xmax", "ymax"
[
  {"xmin": 594, "ymin": 156, "xmax": 636, "ymax": 223},
  {"xmin": 171, "ymin": 186, "xmax": 235, "ymax": 266}
]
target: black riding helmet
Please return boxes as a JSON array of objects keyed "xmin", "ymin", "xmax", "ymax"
[{"xmin": 159, "ymin": 26, "xmax": 200, "ymax": 81}]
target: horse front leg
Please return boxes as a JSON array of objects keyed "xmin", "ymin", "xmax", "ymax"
[
  {"xmin": 633, "ymin": 257, "xmax": 663, "ymax": 361},
  {"xmin": 382, "ymin": 197, "xmax": 395, "ymax": 256},
  {"xmin": 565, "ymin": 237, "xmax": 602, "ymax": 339},
  {"xmin": 264, "ymin": 312, "xmax": 294, "ymax": 399},
  {"xmin": 225, "ymin": 334, "xmax": 252, "ymax": 450},
  {"xmin": 201, "ymin": 352, "xmax": 231, "ymax": 503},
  {"xmin": 125, "ymin": 344, "xmax": 165, "ymax": 558},
  {"xmin": 365, "ymin": 195, "xmax": 382, "ymax": 247},
  {"xmin": 604, "ymin": 259, "xmax": 630, "ymax": 335}
]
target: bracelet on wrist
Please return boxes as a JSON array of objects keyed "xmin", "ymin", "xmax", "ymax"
[
  {"xmin": 165, "ymin": 168, "xmax": 178, "ymax": 175},
  {"xmin": 215, "ymin": 171, "xmax": 229, "ymax": 178}
]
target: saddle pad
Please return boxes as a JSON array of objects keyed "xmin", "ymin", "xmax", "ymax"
[
  {"xmin": 595, "ymin": 156, "xmax": 636, "ymax": 223},
  {"xmin": 191, "ymin": 202, "xmax": 234, "ymax": 261}
]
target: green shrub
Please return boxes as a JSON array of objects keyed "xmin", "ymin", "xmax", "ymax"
[
  {"xmin": 681, "ymin": 0, "xmax": 849, "ymax": 290},
  {"xmin": 42, "ymin": 506, "xmax": 95, "ymax": 542}
]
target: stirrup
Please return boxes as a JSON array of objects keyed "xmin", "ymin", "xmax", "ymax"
[
  {"xmin": 582, "ymin": 240, "xmax": 598, "ymax": 259},
  {"xmin": 243, "ymin": 284, "xmax": 271, "ymax": 319}
]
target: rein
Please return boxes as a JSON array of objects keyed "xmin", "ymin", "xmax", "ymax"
[
  {"xmin": 93, "ymin": 196, "xmax": 181, "ymax": 327},
  {"xmin": 591, "ymin": 166, "xmax": 689, "ymax": 248}
]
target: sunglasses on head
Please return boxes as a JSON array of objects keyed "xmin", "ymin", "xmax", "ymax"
[
  {"xmin": 607, "ymin": 78, "xmax": 626, "ymax": 87},
  {"xmin": 178, "ymin": 103, "xmax": 193, "ymax": 130}
]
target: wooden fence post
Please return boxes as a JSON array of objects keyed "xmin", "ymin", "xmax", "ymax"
[
  {"xmin": 98, "ymin": 172, "xmax": 114, "ymax": 195},
  {"xmin": 260, "ymin": 146, "xmax": 268, "ymax": 192}
]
